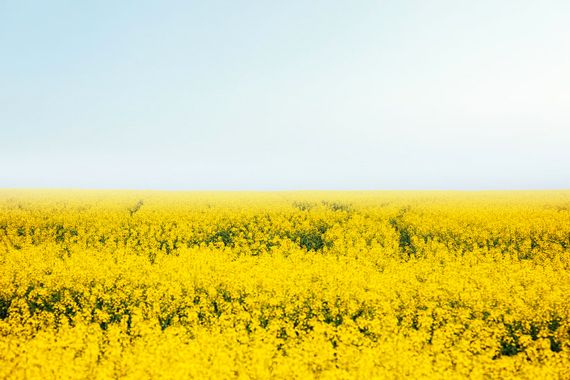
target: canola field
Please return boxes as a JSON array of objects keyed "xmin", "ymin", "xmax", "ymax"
[{"xmin": 1, "ymin": 190, "xmax": 569, "ymax": 379}]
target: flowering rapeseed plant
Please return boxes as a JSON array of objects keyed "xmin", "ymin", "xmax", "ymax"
[{"xmin": 0, "ymin": 190, "xmax": 569, "ymax": 379}]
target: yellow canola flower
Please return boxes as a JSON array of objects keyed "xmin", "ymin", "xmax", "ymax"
[{"xmin": 0, "ymin": 190, "xmax": 569, "ymax": 379}]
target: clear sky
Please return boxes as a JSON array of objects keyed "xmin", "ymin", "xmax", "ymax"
[{"xmin": 1, "ymin": 1, "xmax": 569, "ymax": 190}]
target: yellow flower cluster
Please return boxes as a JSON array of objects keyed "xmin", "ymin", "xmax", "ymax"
[{"xmin": 0, "ymin": 190, "xmax": 569, "ymax": 379}]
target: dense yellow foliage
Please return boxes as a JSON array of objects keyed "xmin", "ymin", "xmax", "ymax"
[{"xmin": 1, "ymin": 190, "xmax": 569, "ymax": 379}]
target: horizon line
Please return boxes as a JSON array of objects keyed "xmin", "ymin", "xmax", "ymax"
[{"xmin": 1, "ymin": 187, "xmax": 569, "ymax": 192}]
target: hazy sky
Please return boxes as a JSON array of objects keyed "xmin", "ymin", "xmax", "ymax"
[{"xmin": 1, "ymin": 1, "xmax": 569, "ymax": 190}]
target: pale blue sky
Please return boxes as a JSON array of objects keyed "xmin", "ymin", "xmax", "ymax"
[{"xmin": 1, "ymin": 1, "xmax": 569, "ymax": 190}]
